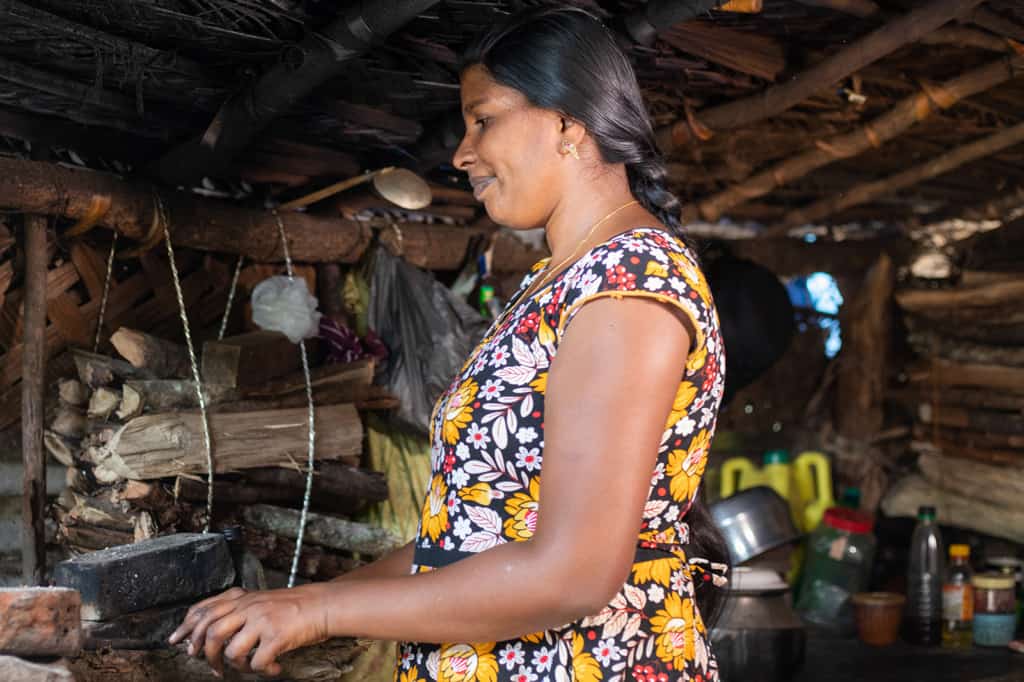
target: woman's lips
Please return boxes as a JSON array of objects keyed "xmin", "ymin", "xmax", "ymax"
[{"xmin": 470, "ymin": 177, "xmax": 495, "ymax": 200}]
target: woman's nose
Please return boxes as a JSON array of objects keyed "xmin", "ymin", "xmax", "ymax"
[{"xmin": 452, "ymin": 134, "xmax": 474, "ymax": 171}]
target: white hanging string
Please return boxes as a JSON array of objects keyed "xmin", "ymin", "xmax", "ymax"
[
  {"xmin": 271, "ymin": 210, "xmax": 317, "ymax": 589},
  {"xmin": 92, "ymin": 232, "xmax": 118, "ymax": 353},
  {"xmin": 218, "ymin": 255, "xmax": 245, "ymax": 341},
  {"xmin": 155, "ymin": 195, "xmax": 217, "ymax": 533}
]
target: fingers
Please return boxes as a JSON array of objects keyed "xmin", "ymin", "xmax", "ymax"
[
  {"xmin": 249, "ymin": 636, "xmax": 285, "ymax": 678},
  {"xmin": 222, "ymin": 623, "xmax": 262, "ymax": 674},
  {"xmin": 203, "ymin": 613, "xmax": 247, "ymax": 677},
  {"xmin": 168, "ymin": 588, "xmax": 247, "ymax": 645}
]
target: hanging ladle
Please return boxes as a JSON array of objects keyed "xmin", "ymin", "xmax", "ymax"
[{"xmin": 277, "ymin": 166, "xmax": 432, "ymax": 211}]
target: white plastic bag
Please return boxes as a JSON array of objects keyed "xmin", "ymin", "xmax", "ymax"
[{"xmin": 251, "ymin": 275, "xmax": 322, "ymax": 343}]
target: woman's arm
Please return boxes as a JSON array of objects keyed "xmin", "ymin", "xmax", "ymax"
[
  {"xmin": 330, "ymin": 540, "xmax": 415, "ymax": 582},
  {"xmin": 170, "ymin": 296, "xmax": 692, "ymax": 676}
]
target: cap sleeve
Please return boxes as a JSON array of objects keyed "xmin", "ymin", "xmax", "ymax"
[{"xmin": 556, "ymin": 230, "xmax": 717, "ymax": 364}]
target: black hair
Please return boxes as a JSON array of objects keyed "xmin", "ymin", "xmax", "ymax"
[
  {"xmin": 461, "ymin": 5, "xmax": 692, "ymax": 249},
  {"xmin": 462, "ymin": 6, "xmax": 728, "ymax": 626}
]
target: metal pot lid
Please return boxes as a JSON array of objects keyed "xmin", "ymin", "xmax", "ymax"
[{"xmin": 372, "ymin": 167, "xmax": 432, "ymax": 209}]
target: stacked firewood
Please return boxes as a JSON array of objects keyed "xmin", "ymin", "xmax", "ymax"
[
  {"xmin": 884, "ymin": 268, "xmax": 1024, "ymax": 542},
  {"xmin": 45, "ymin": 324, "xmax": 402, "ymax": 585}
]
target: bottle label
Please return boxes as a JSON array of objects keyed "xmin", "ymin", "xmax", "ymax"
[{"xmin": 942, "ymin": 585, "xmax": 973, "ymax": 621}]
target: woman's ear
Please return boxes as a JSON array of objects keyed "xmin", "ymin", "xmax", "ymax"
[{"xmin": 560, "ymin": 117, "xmax": 586, "ymax": 147}]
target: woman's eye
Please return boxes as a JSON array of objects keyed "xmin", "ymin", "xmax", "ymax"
[{"xmin": 475, "ymin": 117, "xmax": 490, "ymax": 128}]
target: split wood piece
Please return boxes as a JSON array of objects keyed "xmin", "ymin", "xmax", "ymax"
[
  {"xmin": 910, "ymin": 437, "xmax": 1024, "ymax": 467},
  {"xmin": 243, "ymin": 504, "xmax": 400, "ymax": 556},
  {"xmin": 69, "ymin": 241, "xmax": 110, "ymax": 302},
  {"xmin": 69, "ymin": 638, "xmax": 367, "ymax": 682},
  {"xmin": 53, "ymin": 533, "xmax": 234, "ymax": 621},
  {"xmin": 115, "ymin": 384, "xmax": 143, "ymax": 420},
  {"xmin": 47, "ymin": 291, "xmax": 93, "ymax": 349},
  {"xmin": 0, "ymin": 158, "xmax": 372, "ymax": 263},
  {"xmin": 967, "ymin": 6, "xmax": 1024, "ymax": 42},
  {"xmin": 906, "ymin": 358, "xmax": 1024, "ymax": 394},
  {"xmin": 50, "ymin": 407, "xmax": 87, "ymax": 440},
  {"xmin": 202, "ymin": 331, "xmax": 306, "ymax": 388},
  {"xmin": 918, "ymin": 451, "xmax": 1024, "ymax": 511},
  {"xmin": 58, "ymin": 378, "xmax": 88, "ymax": 407},
  {"xmin": 242, "ymin": 526, "xmax": 359, "ymax": 581},
  {"xmin": 0, "ymin": 261, "xmax": 12, "ymax": 311},
  {"xmin": 779, "ymin": 121, "xmax": 1024, "ymax": 230},
  {"xmin": 83, "ymin": 601, "xmax": 190, "ymax": 650},
  {"xmin": 0, "ymin": 655, "xmax": 75, "ymax": 682},
  {"xmin": 378, "ymin": 221, "xmax": 496, "ymax": 271},
  {"xmin": 905, "ymin": 311, "xmax": 1024, "ymax": 346},
  {"xmin": 87, "ymin": 387, "xmax": 120, "ymax": 420},
  {"xmin": 836, "ymin": 254, "xmax": 893, "ymax": 439},
  {"xmin": 59, "ymin": 524, "xmax": 134, "ymax": 554},
  {"xmin": 219, "ymin": 383, "xmax": 399, "ymax": 414},
  {"xmin": 895, "ymin": 279, "xmax": 1024, "ymax": 313},
  {"xmin": 90, "ymin": 404, "xmax": 362, "ymax": 483},
  {"xmin": 0, "ymin": 352, "xmax": 75, "ymax": 433},
  {"xmin": 907, "ymin": 329, "xmax": 1024, "ymax": 368},
  {"xmin": 918, "ymin": 403, "xmax": 1024, "ymax": 435},
  {"xmin": 246, "ymin": 462, "xmax": 388, "ymax": 505},
  {"xmin": 121, "ymin": 380, "xmax": 236, "ymax": 412},
  {"xmin": 240, "ymin": 357, "xmax": 374, "ymax": 399},
  {"xmin": 883, "ymin": 473, "xmax": 1024, "ymax": 544},
  {"xmin": 655, "ymin": 0, "xmax": 986, "ymax": 152},
  {"xmin": 0, "ymin": 587, "xmax": 82, "ymax": 656},
  {"xmin": 658, "ymin": 21, "xmax": 785, "ymax": 81},
  {"xmin": 691, "ymin": 55, "xmax": 1024, "ymax": 223},
  {"xmin": 109, "ymin": 328, "xmax": 189, "ymax": 379},
  {"xmin": 72, "ymin": 349, "xmax": 155, "ymax": 388},
  {"xmin": 54, "ymin": 489, "xmax": 136, "ymax": 534},
  {"xmin": 65, "ymin": 466, "xmax": 97, "ymax": 495},
  {"xmin": 912, "ymin": 423, "xmax": 1024, "ymax": 451},
  {"xmin": 44, "ymin": 431, "xmax": 78, "ymax": 467},
  {"xmin": 889, "ymin": 387, "xmax": 1024, "ymax": 413}
]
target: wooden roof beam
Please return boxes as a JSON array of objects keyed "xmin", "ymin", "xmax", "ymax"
[
  {"xmin": 689, "ymin": 55, "xmax": 1024, "ymax": 223},
  {"xmin": 774, "ymin": 121, "xmax": 1024, "ymax": 232},
  {"xmin": 655, "ymin": 0, "xmax": 987, "ymax": 154},
  {"xmin": 150, "ymin": 0, "xmax": 440, "ymax": 186}
]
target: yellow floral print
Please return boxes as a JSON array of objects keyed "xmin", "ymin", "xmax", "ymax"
[
  {"xmin": 398, "ymin": 666, "xmax": 426, "ymax": 682},
  {"xmin": 571, "ymin": 633, "xmax": 603, "ymax": 682},
  {"xmin": 457, "ymin": 482, "xmax": 492, "ymax": 505},
  {"xmin": 645, "ymin": 260, "xmax": 668, "ymax": 278},
  {"xmin": 421, "ymin": 474, "xmax": 449, "ymax": 541},
  {"xmin": 650, "ymin": 592, "xmax": 705, "ymax": 671},
  {"xmin": 503, "ymin": 477, "xmax": 540, "ymax": 541},
  {"xmin": 665, "ymin": 381, "xmax": 697, "ymax": 428},
  {"xmin": 443, "ymin": 378, "xmax": 478, "ymax": 444},
  {"xmin": 686, "ymin": 344, "xmax": 707, "ymax": 372},
  {"xmin": 632, "ymin": 556, "xmax": 683, "ymax": 587},
  {"xmin": 529, "ymin": 371, "xmax": 548, "ymax": 395},
  {"xmin": 667, "ymin": 429, "xmax": 711, "ymax": 503},
  {"xmin": 438, "ymin": 642, "xmax": 498, "ymax": 682}
]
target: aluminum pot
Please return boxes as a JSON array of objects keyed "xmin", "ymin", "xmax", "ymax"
[{"xmin": 710, "ymin": 486, "xmax": 802, "ymax": 565}]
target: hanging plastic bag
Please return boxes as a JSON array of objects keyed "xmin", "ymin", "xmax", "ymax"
[
  {"xmin": 251, "ymin": 275, "xmax": 322, "ymax": 343},
  {"xmin": 367, "ymin": 247, "xmax": 487, "ymax": 436}
]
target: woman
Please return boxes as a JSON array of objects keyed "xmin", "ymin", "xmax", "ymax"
[{"xmin": 169, "ymin": 7, "xmax": 728, "ymax": 681}]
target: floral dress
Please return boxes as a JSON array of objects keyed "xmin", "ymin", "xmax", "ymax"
[{"xmin": 396, "ymin": 228, "xmax": 726, "ymax": 682}]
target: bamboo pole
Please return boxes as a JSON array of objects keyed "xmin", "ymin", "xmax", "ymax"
[
  {"xmin": 655, "ymin": 0, "xmax": 987, "ymax": 153},
  {"xmin": 21, "ymin": 214, "xmax": 47, "ymax": 585},
  {"xmin": 689, "ymin": 55, "xmax": 1024, "ymax": 223},
  {"xmin": 777, "ymin": 120, "xmax": 1024, "ymax": 230}
]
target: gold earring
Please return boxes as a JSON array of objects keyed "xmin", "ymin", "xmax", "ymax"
[{"xmin": 561, "ymin": 140, "xmax": 580, "ymax": 160}]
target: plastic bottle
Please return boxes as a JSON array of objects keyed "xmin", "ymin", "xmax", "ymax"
[
  {"xmin": 941, "ymin": 544, "xmax": 974, "ymax": 649},
  {"xmin": 904, "ymin": 505, "xmax": 945, "ymax": 645}
]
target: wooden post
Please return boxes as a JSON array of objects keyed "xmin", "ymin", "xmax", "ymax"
[{"xmin": 22, "ymin": 214, "xmax": 47, "ymax": 585}]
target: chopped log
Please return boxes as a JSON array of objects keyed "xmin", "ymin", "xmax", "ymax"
[
  {"xmin": 247, "ymin": 462, "xmax": 388, "ymax": 505},
  {"xmin": 121, "ymin": 379, "xmax": 236, "ymax": 411},
  {"xmin": 91, "ymin": 404, "xmax": 362, "ymax": 483},
  {"xmin": 0, "ymin": 655, "xmax": 75, "ymax": 682},
  {"xmin": 780, "ymin": 121, "xmax": 1024, "ymax": 229},
  {"xmin": 60, "ymin": 523, "xmax": 134, "ymax": 553},
  {"xmin": 882, "ymin": 473, "xmax": 1024, "ymax": 543},
  {"xmin": 57, "ymin": 378, "xmax": 88, "ymax": 407},
  {"xmin": 110, "ymin": 327, "xmax": 190, "ymax": 379},
  {"xmin": 0, "ymin": 587, "xmax": 81, "ymax": 657},
  {"xmin": 69, "ymin": 638, "xmax": 367, "ymax": 682},
  {"xmin": 50, "ymin": 406, "xmax": 86, "ymax": 440},
  {"xmin": 242, "ymin": 526, "xmax": 359, "ymax": 581},
  {"xmin": 659, "ymin": 22, "xmax": 785, "ymax": 81},
  {"xmin": 217, "ymin": 382, "xmax": 399, "ymax": 414},
  {"xmin": 87, "ymin": 387, "xmax": 121, "ymax": 420},
  {"xmin": 912, "ymin": 423, "xmax": 1024, "ymax": 450},
  {"xmin": 905, "ymin": 311, "xmax": 1024, "ymax": 346},
  {"xmin": 0, "ymin": 158, "xmax": 372, "ymax": 263},
  {"xmin": 243, "ymin": 504, "xmax": 400, "ymax": 556},
  {"xmin": 907, "ymin": 329, "xmax": 1024, "ymax": 368},
  {"xmin": 202, "ymin": 331, "xmax": 305, "ymax": 388},
  {"xmin": 83, "ymin": 602, "xmax": 190, "ymax": 650},
  {"xmin": 115, "ymin": 384, "xmax": 143, "ymax": 420},
  {"xmin": 241, "ymin": 358, "xmax": 374, "ymax": 399},
  {"xmin": 896, "ymin": 279, "xmax": 1024, "ymax": 313},
  {"xmin": 918, "ymin": 403, "xmax": 1024, "ymax": 435},
  {"xmin": 907, "ymin": 358, "xmax": 1024, "ymax": 394},
  {"xmin": 888, "ymin": 387, "xmax": 1024, "ymax": 414},
  {"xmin": 55, "ymin": 490, "xmax": 135, "ymax": 534},
  {"xmin": 114, "ymin": 480, "xmax": 174, "ymax": 512},
  {"xmin": 836, "ymin": 254, "xmax": 893, "ymax": 439},
  {"xmin": 918, "ymin": 452, "xmax": 1024, "ymax": 512},
  {"xmin": 43, "ymin": 431, "xmax": 77, "ymax": 467},
  {"xmin": 65, "ymin": 466, "xmax": 97, "ymax": 495},
  {"xmin": 656, "ymin": 0, "xmax": 987, "ymax": 152},
  {"xmin": 910, "ymin": 437, "xmax": 1024, "ymax": 467},
  {"xmin": 378, "ymin": 221, "xmax": 495, "ymax": 271},
  {"xmin": 693, "ymin": 55, "xmax": 1024, "ymax": 222},
  {"xmin": 72, "ymin": 349, "xmax": 155, "ymax": 388}
]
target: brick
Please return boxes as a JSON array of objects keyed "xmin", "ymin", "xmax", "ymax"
[
  {"xmin": 83, "ymin": 602, "xmax": 190, "ymax": 650},
  {"xmin": 0, "ymin": 587, "xmax": 81, "ymax": 657},
  {"xmin": 53, "ymin": 533, "xmax": 234, "ymax": 621},
  {"xmin": 0, "ymin": 655, "xmax": 75, "ymax": 682}
]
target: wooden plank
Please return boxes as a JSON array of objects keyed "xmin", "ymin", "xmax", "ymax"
[
  {"xmin": 907, "ymin": 358, "xmax": 1024, "ymax": 394},
  {"xmin": 69, "ymin": 241, "xmax": 111, "ymax": 301},
  {"xmin": 47, "ymin": 291, "xmax": 93, "ymax": 348},
  {"xmin": 21, "ymin": 214, "xmax": 47, "ymax": 585},
  {"xmin": 201, "ymin": 331, "xmax": 304, "ymax": 388}
]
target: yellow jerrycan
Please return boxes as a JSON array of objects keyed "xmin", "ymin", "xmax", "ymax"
[
  {"xmin": 792, "ymin": 451, "xmax": 835, "ymax": 532},
  {"xmin": 720, "ymin": 450, "xmax": 805, "ymax": 531}
]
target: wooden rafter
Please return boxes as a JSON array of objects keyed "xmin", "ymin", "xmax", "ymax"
[
  {"xmin": 689, "ymin": 55, "xmax": 1024, "ymax": 222},
  {"xmin": 655, "ymin": 0, "xmax": 987, "ymax": 153},
  {"xmin": 774, "ymin": 121, "xmax": 1024, "ymax": 231}
]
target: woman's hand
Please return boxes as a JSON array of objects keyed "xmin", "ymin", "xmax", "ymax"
[{"xmin": 168, "ymin": 585, "xmax": 331, "ymax": 677}]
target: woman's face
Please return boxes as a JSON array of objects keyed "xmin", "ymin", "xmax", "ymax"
[{"xmin": 453, "ymin": 64, "xmax": 566, "ymax": 229}]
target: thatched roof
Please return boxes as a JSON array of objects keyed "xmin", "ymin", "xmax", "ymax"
[{"xmin": 2, "ymin": 0, "xmax": 1024, "ymax": 238}]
